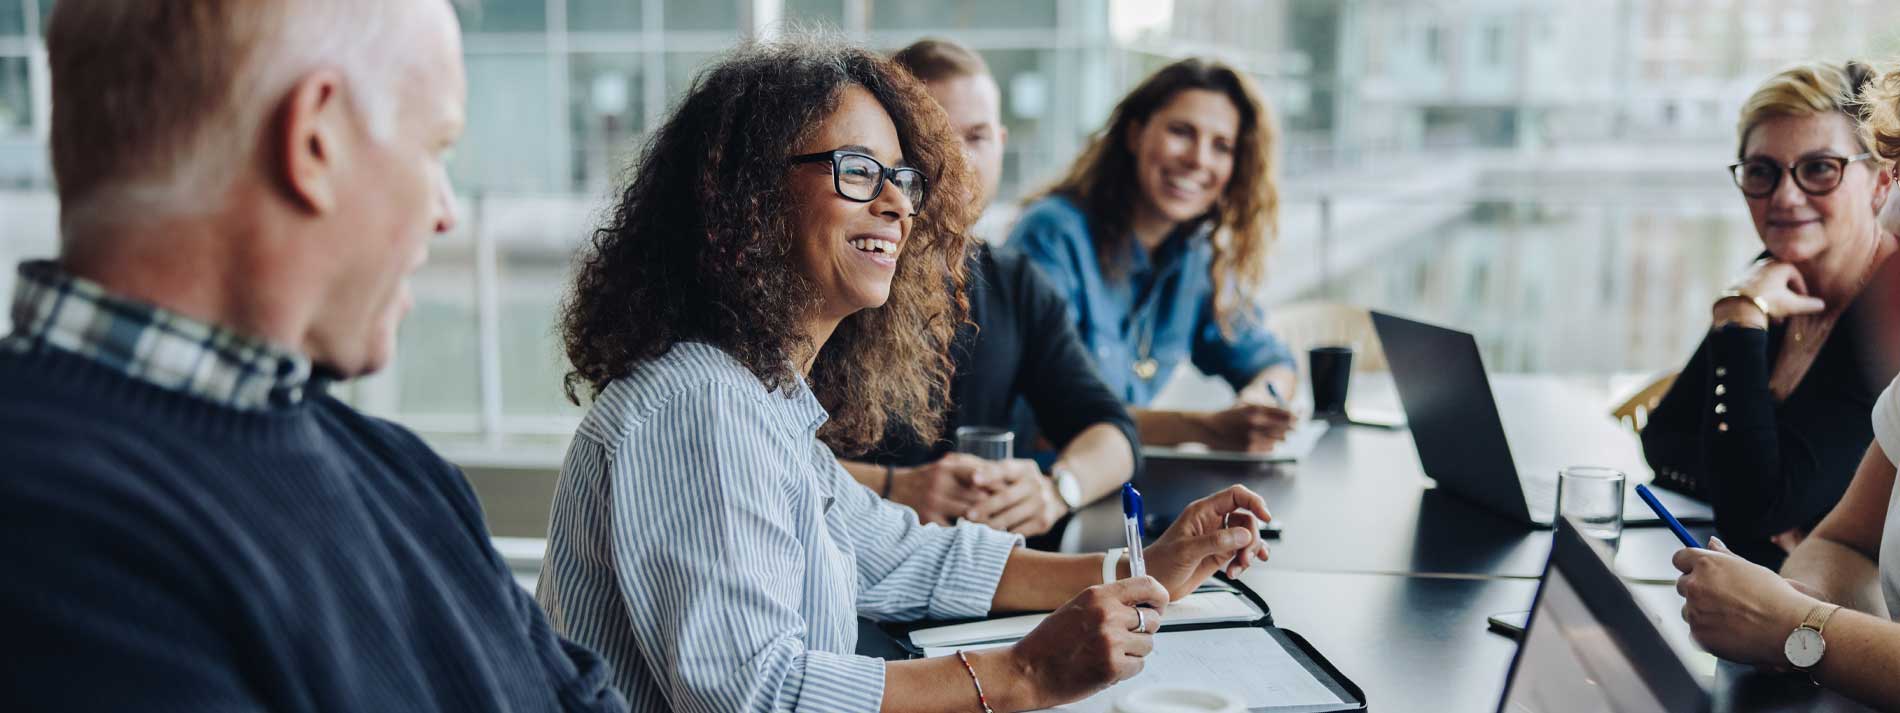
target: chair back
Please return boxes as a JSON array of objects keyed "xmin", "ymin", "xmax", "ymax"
[
  {"xmin": 1612, "ymin": 371, "xmax": 1678, "ymax": 433},
  {"xmin": 1267, "ymin": 301, "xmax": 1389, "ymax": 375}
]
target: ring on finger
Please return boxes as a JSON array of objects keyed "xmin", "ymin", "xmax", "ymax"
[{"xmin": 1131, "ymin": 607, "xmax": 1148, "ymax": 633}]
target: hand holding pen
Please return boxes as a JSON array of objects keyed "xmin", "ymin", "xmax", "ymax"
[{"xmin": 1117, "ymin": 483, "xmax": 1274, "ymax": 602}]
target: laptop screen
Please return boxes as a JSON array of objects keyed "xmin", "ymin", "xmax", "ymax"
[{"xmin": 1497, "ymin": 519, "xmax": 1709, "ymax": 713}]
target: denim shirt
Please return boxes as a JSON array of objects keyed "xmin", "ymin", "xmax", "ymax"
[{"xmin": 1006, "ymin": 194, "xmax": 1294, "ymax": 407}]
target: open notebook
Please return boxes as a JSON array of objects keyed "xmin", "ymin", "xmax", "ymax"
[
  {"xmin": 1142, "ymin": 420, "xmax": 1330, "ymax": 464},
  {"xmin": 910, "ymin": 589, "xmax": 1265, "ymax": 652}
]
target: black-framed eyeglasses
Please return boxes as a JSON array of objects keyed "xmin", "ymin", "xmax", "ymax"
[
  {"xmin": 788, "ymin": 150, "xmax": 928, "ymax": 211},
  {"xmin": 1728, "ymin": 152, "xmax": 1874, "ymax": 199}
]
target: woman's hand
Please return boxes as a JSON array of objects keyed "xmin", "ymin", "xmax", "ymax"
[
  {"xmin": 1715, "ymin": 259, "xmax": 1827, "ymax": 329},
  {"xmin": 1674, "ymin": 537, "xmax": 1822, "ymax": 667},
  {"xmin": 1143, "ymin": 485, "xmax": 1273, "ymax": 600},
  {"xmin": 965, "ymin": 459, "xmax": 1067, "ymax": 536},
  {"xmin": 888, "ymin": 453, "xmax": 997, "ymax": 525},
  {"xmin": 1191, "ymin": 404, "xmax": 1294, "ymax": 453},
  {"xmin": 1000, "ymin": 577, "xmax": 1169, "ymax": 709}
]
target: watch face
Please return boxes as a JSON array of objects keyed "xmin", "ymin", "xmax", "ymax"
[
  {"xmin": 1784, "ymin": 627, "xmax": 1825, "ymax": 669},
  {"xmin": 1055, "ymin": 472, "xmax": 1084, "ymax": 509}
]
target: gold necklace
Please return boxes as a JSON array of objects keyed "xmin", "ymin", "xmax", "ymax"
[{"xmin": 1797, "ymin": 236, "xmax": 1883, "ymax": 343}]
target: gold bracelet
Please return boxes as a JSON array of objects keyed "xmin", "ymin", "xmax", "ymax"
[{"xmin": 1717, "ymin": 289, "xmax": 1772, "ymax": 321}]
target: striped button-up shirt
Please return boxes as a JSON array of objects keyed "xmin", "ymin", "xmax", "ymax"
[
  {"xmin": 4, "ymin": 260, "xmax": 313, "ymax": 410},
  {"xmin": 537, "ymin": 342, "xmax": 1019, "ymax": 713}
]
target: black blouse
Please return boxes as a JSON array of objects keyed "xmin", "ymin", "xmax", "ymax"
[
  {"xmin": 1642, "ymin": 266, "xmax": 1900, "ymax": 568},
  {"xmin": 863, "ymin": 244, "xmax": 1139, "ymax": 474}
]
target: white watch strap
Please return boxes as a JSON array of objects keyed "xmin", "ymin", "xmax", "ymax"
[{"xmin": 1104, "ymin": 547, "xmax": 1126, "ymax": 584}]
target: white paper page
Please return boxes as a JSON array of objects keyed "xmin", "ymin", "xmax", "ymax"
[
  {"xmin": 908, "ymin": 591, "xmax": 1261, "ymax": 649},
  {"xmin": 1143, "ymin": 421, "xmax": 1330, "ymax": 463},
  {"xmin": 1268, "ymin": 420, "xmax": 1330, "ymax": 461},
  {"xmin": 1031, "ymin": 628, "xmax": 1344, "ymax": 713}
]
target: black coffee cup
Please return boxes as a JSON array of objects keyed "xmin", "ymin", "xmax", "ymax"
[{"xmin": 1309, "ymin": 345, "xmax": 1353, "ymax": 418}]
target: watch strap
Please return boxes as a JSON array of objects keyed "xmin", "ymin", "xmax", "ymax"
[
  {"xmin": 1804, "ymin": 603, "xmax": 1843, "ymax": 635},
  {"xmin": 1104, "ymin": 548, "xmax": 1126, "ymax": 584}
]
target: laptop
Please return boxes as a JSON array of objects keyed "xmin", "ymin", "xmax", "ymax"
[
  {"xmin": 1497, "ymin": 517, "xmax": 1712, "ymax": 712},
  {"xmin": 1370, "ymin": 311, "xmax": 1713, "ymax": 528}
]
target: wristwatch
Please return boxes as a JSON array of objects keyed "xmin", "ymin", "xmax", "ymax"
[
  {"xmin": 1050, "ymin": 466, "xmax": 1085, "ymax": 512},
  {"xmin": 1784, "ymin": 603, "xmax": 1843, "ymax": 672},
  {"xmin": 1104, "ymin": 547, "xmax": 1127, "ymax": 584}
]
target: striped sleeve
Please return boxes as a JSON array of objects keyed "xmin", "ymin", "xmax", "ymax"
[
  {"xmin": 825, "ymin": 454, "xmax": 1020, "ymax": 622},
  {"xmin": 609, "ymin": 382, "xmax": 884, "ymax": 713}
]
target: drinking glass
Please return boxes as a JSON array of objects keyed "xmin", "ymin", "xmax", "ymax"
[
  {"xmin": 955, "ymin": 426, "xmax": 1013, "ymax": 462},
  {"xmin": 1557, "ymin": 466, "xmax": 1626, "ymax": 554}
]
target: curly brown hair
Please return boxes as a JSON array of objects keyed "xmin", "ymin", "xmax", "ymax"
[
  {"xmin": 1860, "ymin": 62, "xmax": 1900, "ymax": 164},
  {"xmin": 1032, "ymin": 58, "xmax": 1277, "ymax": 336},
  {"xmin": 559, "ymin": 36, "xmax": 977, "ymax": 456}
]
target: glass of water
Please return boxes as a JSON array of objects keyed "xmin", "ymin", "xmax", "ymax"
[
  {"xmin": 955, "ymin": 426, "xmax": 1014, "ymax": 461},
  {"xmin": 1557, "ymin": 466, "xmax": 1626, "ymax": 554}
]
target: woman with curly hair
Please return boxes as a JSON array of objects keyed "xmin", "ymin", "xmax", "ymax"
[
  {"xmin": 1007, "ymin": 58, "xmax": 1298, "ymax": 454},
  {"xmin": 536, "ymin": 37, "xmax": 1275, "ymax": 713}
]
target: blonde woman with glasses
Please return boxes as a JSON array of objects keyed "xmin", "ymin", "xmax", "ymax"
[
  {"xmin": 1643, "ymin": 60, "xmax": 1900, "ymax": 569},
  {"xmin": 1671, "ymin": 62, "xmax": 1900, "ymax": 708}
]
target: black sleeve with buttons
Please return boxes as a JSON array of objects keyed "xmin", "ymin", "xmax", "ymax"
[{"xmin": 1641, "ymin": 315, "xmax": 1891, "ymax": 569}]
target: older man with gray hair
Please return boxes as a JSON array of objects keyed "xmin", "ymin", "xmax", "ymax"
[{"xmin": 0, "ymin": 1, "xmax": 625, "ymax": 710}]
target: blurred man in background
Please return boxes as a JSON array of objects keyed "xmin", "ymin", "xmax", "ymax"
[
  {"xmin": 838, "ymin": 39, "xmax": 1139, "ymax": 544},
  {"xmin": 0, "ymin": 1, "xmax": 623, "ymax": 709}
]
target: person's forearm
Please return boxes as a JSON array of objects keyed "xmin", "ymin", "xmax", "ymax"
[
  {"xmin": 1054, "ymin": 423, "xmax": 1134, "ymax": 506},
  {"xmin": 840, "ymin": 459, "xmax": 893, "ymax": 495},
  {"xmin": 991, "ymin": 549, "xmax": 1107, "ymax": 612},
  {"xmin": 1811, "ymin": 609, "xmax": 1900, "ymax": 708},
  {"xmin": 1782, "ymin": 536, "xmax": 1888, "ymax": 616},
  {"xmin": 1702, "ymin": 325, "xmax": 1800, "ymax": 547},
  {"xmin": 884, "ymin": 650, "xmax": 1034, "ymax": 713}
]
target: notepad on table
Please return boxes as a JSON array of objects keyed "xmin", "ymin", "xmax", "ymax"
[
  {"xmin": 1030, "ymin": 628, "xmax": 1348, "ymax": 712},
  {"xmin": 1143, "ymin": 420, "xmax": 1330, "ymax": 464},
  {"xmin": 908, "ymin": 589, "xmax": 1263, "ymax": 652}
]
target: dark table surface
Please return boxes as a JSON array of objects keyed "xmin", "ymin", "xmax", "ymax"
[
  {"xmin": 1036, "ymin": 374, "xmax": 1875, "ymax": 712},
  {"xmin": 1064, "ymin": 376, "xmax": 1712, "ymax": 582}
]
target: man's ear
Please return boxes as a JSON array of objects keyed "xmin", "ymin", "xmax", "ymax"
[{"xmin": 275, "ymin": 70, "xmax": 350, "ymax": 215}]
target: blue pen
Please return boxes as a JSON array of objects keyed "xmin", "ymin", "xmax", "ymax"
[
  {"xmin": 1122, "ymin": 483, "xmax": 1147, "ymax": 579},
  {"xmin": 1264, "ymin": 383, "xmax": 1287, "ymax": 408},
  {"xmin": 1635, "ymin": 484, "xmax": 1702, "ymax": 549}
]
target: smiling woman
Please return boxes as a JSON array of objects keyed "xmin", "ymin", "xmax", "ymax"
[
  {"xmin": 1007, "ymin": 58, "xmax": 1300, "ymax": 455},
  {"xmin": 1642, "ymin": 60, "xmax": 1900, "ymax": 569},
  {"xmin": 539, "ymin": 35, "xmax": 1279, "ymax": 713},
  {"xmin": 556, "ymin": 37, "xmax": 974, "ymax": 454}
]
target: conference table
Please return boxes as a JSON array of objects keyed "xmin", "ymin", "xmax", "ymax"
[{"xmin": 1040, "ymin": 374, "xmax": 1874, "ymax": 712}]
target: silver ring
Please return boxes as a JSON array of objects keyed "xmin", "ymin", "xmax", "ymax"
[{"xmin": 1132, "ymin": 607, "xmax": 1148, "ymax": 633}]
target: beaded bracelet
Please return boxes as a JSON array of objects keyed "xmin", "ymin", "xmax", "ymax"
[{"xmin": 954, "ymin": 650, "xmax": 996, "ymax": 713}]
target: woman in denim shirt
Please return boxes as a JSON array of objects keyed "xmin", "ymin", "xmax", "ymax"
[{"xmin": 1009, "ymin": 58, "xmax": 1297, "ymax": 453}]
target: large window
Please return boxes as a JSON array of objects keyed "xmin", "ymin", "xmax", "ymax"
[
  {"xmin": 16, "ymin": 0, "xmax": 1900, "ymax": 466},
  {"xmin": 867, "ymin": 0, "xmax": 1058, "ymax": 31},
  {"xmin": 0, "ymin": 56, "xmax": 27, "ymax": 139},
  {"xmin": 568, "ymin": 53, "xmax": 644, "ymax": 192},
  {"xmin": 568, "ymin": 0, "xmax": 643, "ymax": 32}
]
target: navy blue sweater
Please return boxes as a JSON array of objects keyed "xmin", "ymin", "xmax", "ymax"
[{"xmin": 0, "ymin": 347, "xmax": 625, "ymax": 711}]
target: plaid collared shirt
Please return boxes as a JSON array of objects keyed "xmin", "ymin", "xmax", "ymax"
[{"xmin": 3, "ymin": 260, "xmax": 314, "ymax": 411}]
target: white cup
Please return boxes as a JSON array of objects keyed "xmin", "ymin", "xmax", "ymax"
[{"xmin": 1114, "ymin": 687, "xmax": 1244, "ymax": 713}]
